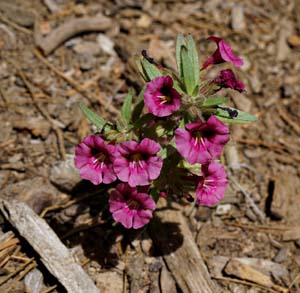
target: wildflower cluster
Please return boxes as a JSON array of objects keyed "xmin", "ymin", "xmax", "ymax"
[{"xmin": 74, "ymin": 35, "xmax": 256, "ymax": 229}]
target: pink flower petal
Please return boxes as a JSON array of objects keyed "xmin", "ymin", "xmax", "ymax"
[
  {"xmin": 109, "ymin": 183, "xmax": 156, "ymax": 229},
  {"xmin": 202, "ymin": 36, "xmax": 244, "ymax": 69},
  {"xmin": 144, "ymin": 75, "xmax": 181, "ymax": 117},
  {"xmin": 196, "ymin": 162, "xmax": 228, "ymax": 206}
]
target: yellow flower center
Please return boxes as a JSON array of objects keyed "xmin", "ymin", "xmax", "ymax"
[{"xmin": 157, "ymin": 95, "xmax": 171, "ymax": 105}]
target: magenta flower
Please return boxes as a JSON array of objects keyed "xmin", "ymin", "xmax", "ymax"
[
  {"xmin": 214, "ymin": 69, "xmax": 245, "ymax": 92},
  {"xmin": 175, "ymin": 116, "xmax": 230, "ymax": 165},
  {"xmin": 144, "ymin": 75, "xmax": 181, "ymax": 117},
  {"xmin": 113, "ymin": 138, "xmax": 163, "ymax": 187},
  {"xmin": 109, "ymin": 183, "xmax": 156, "ymax": 229},
  {"xmin": 74, "ymin": 135, "xmax": 118, "ymax": 185},
  {"xmin": 202, "ymin": 36, "xmax": 243, "ymax": 69},
  {"xmin": 196, "ymin": 161, "xmax": 228, "ymax": 206}
]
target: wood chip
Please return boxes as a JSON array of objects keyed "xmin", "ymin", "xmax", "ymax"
[
  {"xmin": 0, "ymin": 200, "xmax": 99, "ymax": 293},
  {"xmin": 282, "ymin": 226, "xmax": 300, "ymax": 241},
  {"xmin": 150, "ymin": 201, "xmax": 217, "ymax": 293},
  {"xmin": 276, "ymin": 20, "xmax": 293, "ymax": 61},
  {"xmin": 224, "ymin": 258, "xmax": 288, "ymax": 292},
  {"xmin": 208, "ymin": 256, "xmax": 289, "ymax": 285}
]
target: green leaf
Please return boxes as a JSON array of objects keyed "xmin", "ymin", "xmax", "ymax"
[
  {"xmin": 181, "ymin": 46, "xmax": 195, "ymax": 96},
  {"xmin": 176, "ymin": 33, "xmax": 186, "ymax": 79},
  {"xmin": 186, "ymin": 35, "xmax": 199, "ymax": 89},
  {"xmin": 173, "ymin": 79, "xmax": 185, "ymax": 95},
  {"xmin": 202, "ymin": 97, "xmax": 229, "ymax": 107},
  {"xmin": 132, "ymin": 86, "xmax": 145, "ymax": 122},
  {"xmin": 215, "ymin": 107, "xmax": 257, "ymax": 124},
  {"xmin": 121, "ymin": 89, "xmax": 134, "ymax": 125},
  {"xmin": 141, "ymin": 58, "xmax": 162, "ymax": 81},
  {"xmin": 79, "ymin": 103, "xmax": 106, "ymax": 130},
  {"xmin": 134, "ymin": 56, "xmax": 147, "ymax": 81},
  {"xmin": 149, "ymin": 188, "xmax": 160, "ymax": 202},
  {"xmin": 133, "ymin": 113, "xmax": 154, "ymax": 129},
  {"xmin": 157, "ymin": 147, "xmax": 167, "ymax": 160}
]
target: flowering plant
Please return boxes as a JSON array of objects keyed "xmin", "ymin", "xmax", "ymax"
[{"xmin": 74, "ymin": 35, "xmax": 256, "ymax": 229}]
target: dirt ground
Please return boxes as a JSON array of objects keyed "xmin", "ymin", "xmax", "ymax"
[{"xmin": 0, "ymin": 0, "xmax": 300, "ymax": 292}]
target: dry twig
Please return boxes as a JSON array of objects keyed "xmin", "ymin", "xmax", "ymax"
[
  {"xmin": 276, "ymin": 104, "xmax": 300, "ymax": 134},
  {"xmin": 0, "ymin": 13, "xmax": 32, "ymax": 35},
  {"xmin": 0, "ymin": 200, "xmax": 99, "ymax": 293},
  {"xmin": 228, "ymin": 172, "xmax": 266, "ymax": 223},
  {"xmin": 35, "ymin": 16, "xmax": 112, "ymax": 55}
]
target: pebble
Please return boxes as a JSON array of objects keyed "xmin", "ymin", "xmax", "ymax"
[
  {"xmin": 73, "ymin": 41, "xmax": 101, "ymax": 56},
  {"xmin": 231, "ymin": 5, "xmax": 246, "ymax": 32},
  {"xmin": 149, "ymin": 260, "xmax": 162, "ymax": 272},
  {"xmin": 97, "ymin": 34, "xmax": 116, "ymax": 56},
  {"xmin": 245, "ymin": 208, "xmax": 257, "ymax": 222},
  {"xmin": 240, "ymin": 56, "xmax": 251, "ymax": 71},
  {"xmin": 287, "ymin": 34, "xmax": 300, "ymax": 47},
  {"xmin": 141, "ymin": 238, "xmax": 153, "ymax": 255},
  {"xmin": 49, "ymin": 154, "xmax": 81, "ymax": 192},
  {"xmin": 276, "ymin": 20, "xmax": 293, "ymax": 61},
  {"xmin": 248, "ymin": 74, "xmax": 262, "ymax": 94},
  {"xmin": 137, "ymin": 14, "xmax": 152, "ymax": 28},
  {"xmin": 78, "ymin": 54, "xmax": 94, "ymax": 71},
  {"xmin": 215, "ymin": 204, "xmax": 232, "ymax": 216},
  {"xmin": 280, "ymin": 85, "xmax": 293, "ymax": 98},
  {"xmin": 95, "ymin": 271, "xmax": 123, "ymax": 292},
  {"xmin": 274, "ymin": 247, "xmax": 289, "ymax": 263},
  {"xmin": 24, "ymin": 269, "xmax": 44, "ymax": 293}
]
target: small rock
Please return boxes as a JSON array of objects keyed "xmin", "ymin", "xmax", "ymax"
[
  {"xmin": 248, "ymin": 74, "xmax": 262, "ymax": 94},
  {"xmin": 145, "ymin": 256, "xmax": 155, "ymax": 265},
  {"xmin": 280, "ymin": 85, "xmax": 293, "ymax": 98},
  {"xmin": 97, "ymin": 34, "xmax": 116, "ymax": 55},
  {"xmin": 39, "ymin": 21, "xmax": 51, "ymax": 35},
  {"xmin": 231, "ymin": 5, "xmax": 246, "ymax": 32},
  {"xmin": 78, "ymin": 54, "xmax": 94, "ymax": 71},
  {"xmin": 0, "ymin": 171, "xmax": 9, "ymax": 189},
  {"xmin": 131, "ymin": 239, "xmax": 140, "ymax": 248},
  {"xmin": 287, "ymin": 35, "xmax": 300, "ymax": 47},
  {"xmin": 73, "ymin": 41, "xmax": 101, "ymax": 56},
  {"xmin": 274, "ymin": 247, "xmax": 289, "ymax": 263},
  {"xmin": 43, "ymin": 0, "xmax": 59, "ymax": 13},
  {"xmin": 74, "ymin": 4, "xmax": 87, "ymax": 16},
  {"xmin": 240, "ymin": 56, "xmax": 251, "ymax": 71},
  {"xmin": 95, "ymin": 271, "xmax": 123, "ymax": 292},
  {"xmin": 215, "ymin": 204, "xmax": 232, "ymax": 216},
  {"xmin": 24, "ymin": 269, "xmax": 44, "ymax": 293},
  {"xmin": 225, "ymin": 144, "xmax": 240, "ymax": 170},
  {"xmin": 277, "ymin": 20, "xmax": 293, "ymax": 61},
  {"xmin": 50, "ymin": 154, "xmax": 81, "ymax": 192},
  {"xmin": 149, "ymin": 259, "xmax": 162, "ymax": 272},
  {"xmin": 245, "ymin": 208, "xmax": 257, "ymax": 221},
  {"xmin": 137, "ymin": 14, "xmax": 152, "ymax": 28},
  {"xmin": 141, "ymin": 238, "xmax": 153, "ymax": 255}
]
